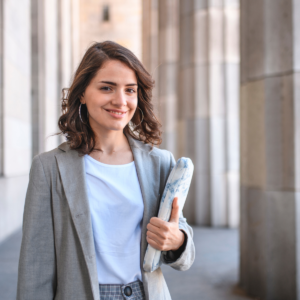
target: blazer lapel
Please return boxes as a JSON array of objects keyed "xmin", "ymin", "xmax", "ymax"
[
  {"xmin": 125, "ymin": 133, "xmax": 161, "ymax": 268},
  {"xmin": 55, "ymin": 145, "xmax": 100, "ymax": 300}
]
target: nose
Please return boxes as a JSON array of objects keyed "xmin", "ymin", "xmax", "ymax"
[{"xmin": 112, "ymin": 89, "xmax": 127, "ymax": 106}]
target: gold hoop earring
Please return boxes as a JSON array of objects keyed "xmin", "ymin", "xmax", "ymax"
[
  {"xmin": 133, "ymin": 106, "xmax": 144, "ymax": 129},
  {"xmin": 79, "ymin": 103, "xmax": 87, "ymax": 124}
]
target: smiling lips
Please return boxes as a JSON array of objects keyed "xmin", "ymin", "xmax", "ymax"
[{"xmin": 105, "ymin": 109, "xmax": 127, "ymax": 118}]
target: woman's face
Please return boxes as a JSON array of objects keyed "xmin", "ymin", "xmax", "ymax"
[{"xmin": 80, "ymin": 59, "xmax": 138, "ymax": 133}]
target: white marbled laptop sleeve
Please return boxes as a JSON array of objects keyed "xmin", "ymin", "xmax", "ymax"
[{"xmin": 143, "ymin": 157, "xmax": 194, "ymax": 272}]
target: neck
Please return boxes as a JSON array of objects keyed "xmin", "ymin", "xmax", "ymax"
[{"xmin": 92, "ymin": 127, "xmax": 129, "ymax": 155}]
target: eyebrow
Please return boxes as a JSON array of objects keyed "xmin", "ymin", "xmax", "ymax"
[{"xmin": 99, "ymin": 81, "xmax": 138, "ymax": 86}]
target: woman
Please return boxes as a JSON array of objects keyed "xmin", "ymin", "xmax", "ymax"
[{"xmin": 17, "ymin": 41, "xmax": 195, "ymax": 300}]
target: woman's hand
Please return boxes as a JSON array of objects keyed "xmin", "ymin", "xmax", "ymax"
[{"xmin": 146, "ymin": 197, "xmax": 185, "ymax": 251}]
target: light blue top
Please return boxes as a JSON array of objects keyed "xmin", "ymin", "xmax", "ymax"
[{"xmin": 84, "ymin": 154, "xmax": 144, "ymax": 284}]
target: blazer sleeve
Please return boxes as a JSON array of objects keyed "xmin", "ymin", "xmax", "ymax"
[
  {"xmin": 17, "ymin": 155, "xmax": 56, "ymax": 300},
  {"xmin": 160, "ymin": 152, "xmax": 196, "ymax": 271}
]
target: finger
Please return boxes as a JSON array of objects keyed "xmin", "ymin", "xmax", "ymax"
[
  {"xmin": 149, "ymin": 217, "xmax": 169, "ymax": 229},
  {"xmin": 146, "ymin": 230, "xmax": 164, "ymax": 245},
  {"xmin": 147, "ymin": 223, "xmax": 167, "ymax": 239},
  {"xmin": 169, "ymin": 197, "xmax": 180, "ymax": 223},
  {"xmin": 146, "ymin": 235, "xmax": 164, "ymax": 251}
]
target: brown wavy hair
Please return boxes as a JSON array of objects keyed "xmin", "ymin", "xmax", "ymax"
[{"xmin": 58, "ymin": 41, "xmax": 162, "ymax": 155}]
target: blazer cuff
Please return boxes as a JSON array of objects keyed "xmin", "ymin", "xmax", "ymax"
[{"xmin": 163, "ymin": 230, "xmax": 187, "ymax": 263}]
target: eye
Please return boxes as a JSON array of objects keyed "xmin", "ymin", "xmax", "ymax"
[
  {"xmin": 100, "ymin": 86, "xmax": 112, "ymax": 91},
  {"xmin": 127, "ymin": 88, "xmax": 136, "ymax": 93}
]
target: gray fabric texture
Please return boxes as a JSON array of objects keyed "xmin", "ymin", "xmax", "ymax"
[{"xmin": 16, "ymin": 131, "xmax": 195, "ymax": 300}]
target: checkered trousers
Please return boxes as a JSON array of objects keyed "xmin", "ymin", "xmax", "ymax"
[{"xmin": 99, "ymin": 279, "xmax": 146, "ymax": 300}]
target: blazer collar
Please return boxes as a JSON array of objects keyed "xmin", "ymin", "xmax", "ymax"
[
  {"xmin": 55, "ymin": 132, "xmax": 160, "ymax": 299},
  {"xmin": 57, "ymin": 131, "xmax": 154, "ymax": 153}
]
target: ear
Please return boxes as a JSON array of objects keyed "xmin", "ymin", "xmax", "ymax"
[{"xmin": 80, "ymin": 94, "xmax": 85, "ymax": 104}]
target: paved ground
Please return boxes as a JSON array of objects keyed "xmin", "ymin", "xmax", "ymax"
[
  {"xmin": 161, "ymin": 227, "xmax": 255, "ymax": 300},
  {"xmin": 0, "ymin": 227, "xmax": 255, "ymax": 300}
]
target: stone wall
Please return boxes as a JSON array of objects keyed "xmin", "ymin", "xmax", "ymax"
[{"xmin": 240, "ymin": 0, "xmax": 300, "ymax": 298}]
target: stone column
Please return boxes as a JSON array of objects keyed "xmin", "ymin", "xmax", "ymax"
[
  {"xmin": 31, "ymin": 0, "xmax": 46, "ymax": 157},
  {"xmin": 0, "ymin": 0, "xmax": 3, "ymax": 175},
  {"xmin": 32, "ymin": 0, "xmax": 72, "ymax": 153},
  {"xmin": 44, "ymin": 0, "xmax": 60, "ymax": 151},
  {"xmin": 223, "ymin": 0, "xmax": 240, "ymax": 227},
  {"xmin": 59, "ymin": 0, "xmax": 72, "ymax": 89},
  {"xmin": 142, "ymin": 0, "xmax": 159, "ymax": 117},
  {"xmin": 142, "ymin": 0, "xmax": 158, "ymax": 73},
  {"xmin": 178, "ymin": 0, "xmax": 240, "ymax": 226},
  {"xmin": 157, "ymin": 0, "xmax": 179, "ymax": 155},
  {"xmin": 240, "ymin": 0, "xmax": 300, "ymax": 299},
  {"xmin": 3, "ymin": 0, "xmax": 31, "ymax": 176},
  {"xmin": 57, "ymin": 0, "xmax": 74, "ymax": 144},
  {"xmin": 45, "ymin": 0, "xmax": 79, "ymax": 151},
  {"xmin": 177, "ymin": 1, "xmax": 200, "ymax": 225},
  {"xmin": 0, "ymin": 0, "xmax": 32, "ymax": 242},
  {"xmin": 207, "ymin": 1, "xmax": 227, "ymax": 227},
  {"xmin": 71, "ymin": 0, "xmax": 80, "ymax": 72}
]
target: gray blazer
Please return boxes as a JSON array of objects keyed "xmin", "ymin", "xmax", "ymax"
[{"xmin": 17, "ymin": 132, "xmax": 195, "ymax": 300}]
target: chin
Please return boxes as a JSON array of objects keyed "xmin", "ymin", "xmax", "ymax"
[
  {"xmin": 91, "ymin": 118, "xmax": 128, "ymax": 132},
  {"xmin": 106, "ymin": 124, "xmax": 127, "ymax": 131}
]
